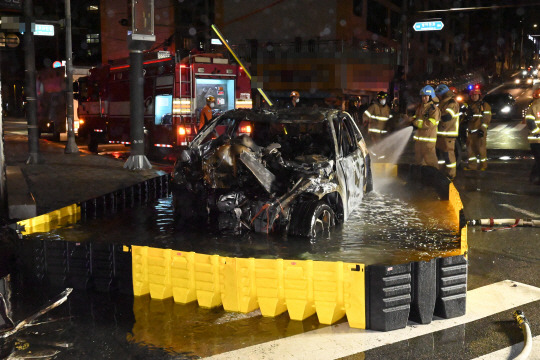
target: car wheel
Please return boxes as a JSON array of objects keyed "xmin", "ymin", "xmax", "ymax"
[{"xmin": 288, "ymin": 200, "xmax": 336, "ymax": 237}]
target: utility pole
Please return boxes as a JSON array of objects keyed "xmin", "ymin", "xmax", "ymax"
[
  {"xmin": 24, "ymin": 0, "xmax": 42, "ymax": 164},
  {"xmin": 63, "ymin": 0, "xmax": 78, "ymax": 154},
  {"xmin": 124, "ymin": 0, "xmax": 154, "ymax": 170},
  {"xmin": 0, "ymin": 59, "xmax": 7, "ymax": 220}
]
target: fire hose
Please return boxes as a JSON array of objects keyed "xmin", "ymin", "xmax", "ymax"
[
  {"xmin": 513, "ymin": 310, "xmax": 532, "ymax": 360},
  {"xmin": 467, "ymin": 218, "xmax": 540, "ymax": 232}
]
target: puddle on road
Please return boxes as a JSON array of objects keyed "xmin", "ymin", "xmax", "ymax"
[
  {"xmin": 1, "ymin": 174, "xmax": 461, "ymax": 358},
  {"xmin": 24, "ymin": 176, "xmax": 459, "ymax": 266}
]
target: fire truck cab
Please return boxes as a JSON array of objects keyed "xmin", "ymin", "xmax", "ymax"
[{"xmin": 76, "ymin": 51, "xmax": 252, "ymax": 153}]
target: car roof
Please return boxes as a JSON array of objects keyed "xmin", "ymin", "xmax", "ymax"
[{"xmin": 218, "ymin": 108, "xmax": 342, "ymax": 124}]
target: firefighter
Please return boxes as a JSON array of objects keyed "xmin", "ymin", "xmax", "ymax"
[
  {"xmin": 464, "ymin": 88, "xmax": 492, "ymax": 171},
  {"xmin": 286, "ymin": 91, "xmax": 300, "ymax": 108},
  {"xmin": 362, "ymin": 91, "xmax": 392, "ymax": 143},
  {"xmin": 435, "ymin": 84, "xmax": 460, "ymax": 179},
  {"xmin": 411, "ymin": 85, "xmax": 440, "ymax": 168},
  {"xmin": 199, "ymin": 95, "xmax": 215, "ymax": 130},
  {"xmin": 524, "ymin": 88, "xmax": 540, "ymax": 184}
]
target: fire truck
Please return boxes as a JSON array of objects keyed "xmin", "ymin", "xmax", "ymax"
[
  {"xmin": 36, "ymin": 66, "xmax": 89, "ymax": 140},
  {"xmin": 76, "ymin": 51, "xmax": 252, "ymax": 153}
]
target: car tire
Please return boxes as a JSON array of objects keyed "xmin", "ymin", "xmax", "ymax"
[{"xmin": 288, "ymin": 200, "xmax": 336, "ymax": 237}]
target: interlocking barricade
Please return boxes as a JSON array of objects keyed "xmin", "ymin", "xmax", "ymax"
[
  {"xmin": 254, "ymin": 258, "xmax": 287, "ymax": 317},
  {"xmin": 367, "ymin": 263, "xmax": 412, "ymax": 331},
  {"xmin": 435, "ymin": 255, "xmax": 468, "ymax": 318},
  {"xmin": 283, "ymin": 260, "xmax": 315, "ymax": 321},
  {"xmin": 194, "ymin": 253, "xmax": 223, "ymax": 308},
  {"xmin": 170, "ymin": 251, "xmax": 197, "ymax": 304},
  {"xmin": 313, "ymin": 261, "xmax": 345, "ymax": 325},
  {"xmin": 220, "ymin": 257, "xmax": 259, "ymax": 313},
  {"xmin": 147, "ymin": 247, "xmax": 173, "ymax": 299},
  {"xmin": 66, "ymin": 242, "xmax": 92, "ymax": 290},
  {"xmin": 132, "ymin": 246, "xmax": 149, "ymax": 296},
  {"xmin": 344, "ymin": 263, "xmax": 366, "ymax": 329},
  {"xmin": 409, "ymin": 259, "xmax": 437, "ymax": 324}
]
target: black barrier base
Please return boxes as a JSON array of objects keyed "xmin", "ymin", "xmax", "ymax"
[
  {"xmin": 435, "ymin": 255, "xmax": 468, "ymax": 318},
  {"xmin": 409, "ymin": 259, "xmax": 437, "ymax": 324},
  {"xmin": 367, "ymin": 263, "xmax": 412, "ymax": 331}
]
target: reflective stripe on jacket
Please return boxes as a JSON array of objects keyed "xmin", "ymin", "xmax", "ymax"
[
  {"xmin": 437, "ymin": 93, "xmax": 460, "ymax": 137},
  {"xmin": 467, "ymin": 100, "xmax": 492, "ymax": 132},
  {"xmin": 363, "ymin": 103, "xmax": 392, "ymax": 133},
  {"xmin": 413, "ymin": 101, "xmax": 440, "ymax": 143},
  {"xmin": 525, "ymin": 98, "xmax": 540, "ymax": 144}
]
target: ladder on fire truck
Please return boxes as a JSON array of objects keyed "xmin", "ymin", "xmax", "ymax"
[{"xmin": 179, "ymin": 55, "xmax": 196, "ymax": 131}]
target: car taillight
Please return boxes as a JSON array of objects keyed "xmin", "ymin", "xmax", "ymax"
[
  {"xmin": 178, "ymin": 126, "xmax": 192, "ymax": 136},
  {"xmin": 240, "ymin": 125, "xmax": 252, "ymax": 134}
]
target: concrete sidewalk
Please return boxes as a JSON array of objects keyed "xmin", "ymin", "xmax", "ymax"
[{"xmin": 4, "ymin": 131, "xmax": 167, "ymax": 221}]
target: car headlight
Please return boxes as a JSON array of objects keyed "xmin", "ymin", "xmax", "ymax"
[
  {"xmin": 522, "ymin": 70, "xmax": 528, "ymax": 76},
  {"xmin": 527, "ymin": 78, "xmax": 533, "ymax": 84},
  {"xmin": 515, "ymin": 79, "xmax": 521, "ymax": 84},
  {"xmin": 500, "ymin": 106, "xmax": 511, "ymax": 114}
]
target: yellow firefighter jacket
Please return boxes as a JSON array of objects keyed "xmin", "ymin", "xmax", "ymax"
[
  {"xmin": 437, "ymin": 92, "xmax": 460, "ymax": 138},
  {"xmin": 363, "ymin": 102, "xmax": 392, "ymax": 134},
  {"xmin": 525, "ymin": 98, "xmax": 540, "ymax": 144},
  {"xmin": 412, "ymin": 101, "xmax": 440, "ymax": 143},
  {"xmin": 467, "ymin": 100, "xmax": 492, "ymax": 134}
]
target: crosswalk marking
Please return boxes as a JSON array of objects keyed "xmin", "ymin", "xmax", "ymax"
[{"xmin": 205, "ymin": 280, "xmax": 540, "ymax": 360}]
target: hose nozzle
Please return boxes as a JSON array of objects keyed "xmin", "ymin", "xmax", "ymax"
[{"xmin": 513, "ymin": 310, "xmax": 528, "ymax": 326}]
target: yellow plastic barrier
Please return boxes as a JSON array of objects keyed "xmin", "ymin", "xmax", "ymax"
[
  {"xmin": 194, "ymin": 253, "xmax": 223, "ymax": 308},
  {"xmin": 147, "ymin": 247, "xmax": 173, "ymax": 300},
  {"xmin": 132, "ymin": 246, "xmax": 150, "ymax": 296},
  {"xmin": 313, "ymin": 261, "xmax": 345, "ymax": 325},
  {"xmin": 170, "ymin": 251, "xmax": 197, "ymax": 304},
  {"xmin": 254, "ymin": 258, "xmax": 287, "ymax": 317},
  {"xmin": 343, "ymin": 263, "xmax": 366, "ymax": 329},
  {"xmin": 372, "ymin": 162, "xmax": 398, "ymax": 178},
  {"xmin": 17, "ymin": 204, "xmax": 80, "ymax": 235},
  {"xmin": 220, "ymin": 257, "xmax": 258, "ymax": 313},
  {"xmin": 448, "ymin": 183, "xmax": 463, "ymax": 229},
  {"xmin": 283, "ymin": 260, "xmax": 315, "ymax": 321}
]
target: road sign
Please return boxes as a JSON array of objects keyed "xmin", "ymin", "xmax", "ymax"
[
  {"xmin": 413, "ymin": 21, "xmax": 444, "ymax": 32},
  {"xmin": 34, "ymin": 24, "xmax": 54, "ymax": 36}
]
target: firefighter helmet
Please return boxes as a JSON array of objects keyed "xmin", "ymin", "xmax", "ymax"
[
  {"xmin": 290, "ymin": 91, "xmax": 300, "ymax": 98},
  {"xmin": 470, "ymin": 88, "xmax": 482, "ymax": 95},
  {"xmin": 206, "ymin": 95, "xmax": 215, "ymax": 103},
  {"xmin": 449, "ymin": 86, "xmax": 458, "ymax": 94},
  {"xmin": 533, "ymin": 88, "xmax": 540, "ymax": 99},
  {"xmin": 419, "ymin": 85, "xmax": 435, "ymax": 97},
  {"xmin": 377, "ymin": 91, "xmax": 388, "ymax": 99},
  {"xmin": 435, "ymin": 84, "xmax": 449, "ymax": 96}
]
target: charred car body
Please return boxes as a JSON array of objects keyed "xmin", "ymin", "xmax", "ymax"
[{"xmin": 171, "ymin": 108, "xmax": 373, "ymax": 237}]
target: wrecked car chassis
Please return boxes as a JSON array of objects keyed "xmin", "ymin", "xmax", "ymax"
[{"xmin": 171, "ymin": 108, "xmax": 372, "ymax": 237}]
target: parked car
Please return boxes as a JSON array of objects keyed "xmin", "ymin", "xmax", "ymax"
[
  {"xmin": 483, "ymin": 92, "xmax": 517, "ymax": 120},
  {"xmin": 171, "ymin": 108, "xmax": 373, "ymax": 237}
]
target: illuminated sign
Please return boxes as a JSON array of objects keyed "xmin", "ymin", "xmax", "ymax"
[
  {"xmin": 413, "ymin": 21, "xmax": 444, "ymax": 31},
  {"xmin": 34, "ymin": 24, "xmax": 54, "ymax": 36}
]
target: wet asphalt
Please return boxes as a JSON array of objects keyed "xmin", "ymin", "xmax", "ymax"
[{"xmin": 2, "ymin": 97, "xmax": 540, "ymax": 358}]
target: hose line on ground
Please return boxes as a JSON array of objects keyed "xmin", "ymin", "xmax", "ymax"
[
  {"xmin": 468, "ymin": 218, "xmax": 540, "ymax": 232},
  {"xmin": 513, "ymin": 310, "xmax": 532, "ymax": 360}
]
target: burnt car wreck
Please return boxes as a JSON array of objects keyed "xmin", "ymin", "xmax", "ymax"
[{"xmin": 171, "ymin": 108, "xmax": 373, "ymax": 237}]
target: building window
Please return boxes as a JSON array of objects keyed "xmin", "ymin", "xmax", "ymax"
[
  {"xmin": 367, "ymin": 1, "xmax": 388, "ymax": 37},
  {"xmin": 87, "ymin": 5, "xmax": 98, "ymax": 11},
  {"xmin": 86, "ymin": 34, "xmax": 100, "ymax": 44},
  {"xmin": 353, "ymin": 0, "xmax": 362, "ymax": 17}
]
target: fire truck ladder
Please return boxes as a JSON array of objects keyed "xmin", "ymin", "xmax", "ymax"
[{"xmin": 179, "ymin": 56, "xmax": 195, "ymax": 131}]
